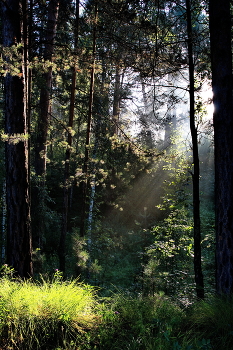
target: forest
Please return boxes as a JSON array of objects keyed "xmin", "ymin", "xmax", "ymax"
[{"xmin": 0, "ymin": 0, "xmax": 233, "ymax": 349}]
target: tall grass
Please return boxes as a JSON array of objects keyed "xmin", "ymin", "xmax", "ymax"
[
  {"xmin": 0, "ymin": 268, "xmax": 98, "ymax": 349},
  {"xmin": 1, "ymin": 266, "xmax": 233, "ymax": 350},
  {"xmin": 94, "ymin": 292, "xmax": 187, "ymax": 350},
  {"xmin": 183, "ymin": 296, "xmax": 233, "ymax": 350},
  {"xmin": 96, "ymin": 293, "xmax": 233, "ymax": 350},
  {"xmin": 0, "ymin": 268, "xmax": 187, "ymax": 350}
]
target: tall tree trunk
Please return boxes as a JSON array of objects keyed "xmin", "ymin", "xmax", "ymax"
[
  {"xmin": 35, "ymin": 0, "xmax": 59, "ymax": 177},
  {"xmin": 32, "ymin": 0, "xmax": 59, "ymax": 252},
  {"xmin": 79, "ymin": 1, "xmax": 97, "ymax": 238},
  {"xmin": 209, "ymin": 0, "xmax": 233, "ymax": 295},
  {"xmin": 2, "ymin": 0, "xmax": 33, "ymax": 277},
  {"xmin": 186, "ymin": 0, "xmax": 204, "ymax": 299},
  {"xmin": 112, "ymin": 64, "xmax": 121, "ymax": 135},
  {"xmin": 139, "ymin": 76, "xmax": 153, "ymax": 149},
  {"xmin": 59, "ymin": 0, "xmax": 79, "ymax": 272},
  {"xmin": 1, "ymin": 181, "xmax": 6, "ymax": 263}
]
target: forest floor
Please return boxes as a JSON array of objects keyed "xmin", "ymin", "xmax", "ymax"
[{"xmin": 0, "ymin": 270, "xmax": 231, "ymax": 350}]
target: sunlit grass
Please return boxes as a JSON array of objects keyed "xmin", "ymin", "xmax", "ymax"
[
  {"xmin": 0, "ymin": 269, "xmax": 98, "ymax": 349},
  {"xmin": 0, "ymin": 266, "xmax": 233, "ymax": 350}
]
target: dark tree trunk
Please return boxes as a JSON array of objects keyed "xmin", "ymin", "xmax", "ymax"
[
  {"xmin": 32, "ymin": 0, "xmax": 59, "ymax": 251},
  {"xmin": 35, "ymin": 0, "xmax": 59, "ymax": 177},
  {"xmin": 2, "ymin": 0, "xmax": 33, "ymax": 277},
  {"xmin": 79, "ymin": 1, "xmax": 97, "ymax": 238},
  {"xmin": 112, "ymin": 64, "xmax": 121, "ymax": 135},
  {"xmin": 186, "ymin": 0, "xmax": 204, "ymax": 299},
  {"xmin": 59, "ymin": 66, "xmax": 77, "ymax": 272},
  {"xmin": 209, "ymin": 0, "xmax": 233, "ymax": 295},
  {"xmin": 59, "ymin": 0, "xmax": 79, "ymax": 272}
]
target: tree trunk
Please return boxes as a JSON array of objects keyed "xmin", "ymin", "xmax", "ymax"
[
  {"xmin": 59, "ymin": 0, "xmax": 79, "ymax": 272},
  {"xmin": 1, "ymin": 181, "xmax": 6, "ymax": 263},
  {"xmin": 35, "ymin": 0, "xmax": 59, "ymax": 177},
  {"xmin": 2, "ymin": 0, "xmax": 33, "ymax": 277},
  {"xmin": 112, "ymin": 64, "xmax": 121, "ymax": 135},
  {"xmin": 32, "ymin": 0, "xmax": 59, "ymax": 252},
  {"xmin": 186, "ymin": 0, "xmax": 204, "ymax": 299},
  {"xmin": 209, "ymin": 0, "xmax": 233, "ymax": 295},
  {"xmin": 79, "ymin": 1, "xmax": 97, "ymax": 238},
  {"xmin": 59, "ymin": 66, "xmax": 77, "ymax": 272}
]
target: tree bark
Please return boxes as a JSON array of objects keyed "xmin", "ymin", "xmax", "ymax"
[
  {"xmin": 186, "ymin": 0, "xmax": 204, "ymax": 299},
  {"xmin": 209, "ymin": 0, "xmax": 233, "ymax": 295},
  {"xmin": 1, "ymin": 181, "xmax": 6, "ymax": 263},
  {"xmin": 112, "ymin": 64, "xmax": 121, "ymax": 135},
  {"xmin": 79, "ymin": 0, "xmax": 97, "ymax": 238},
  {"xmin": 2, "ymin": 0, "xmax": 33, "ymax": 277},
  {"xmin": 35, "ymin": 0, "xmax": 59, "ymax": 177},
  {"xmin": 33, "ymin": 0, "xmax": 59, "ymax": 251},
  {"xmin": 59, "ymin": 0, "xmax": 79, "ymax": 272}
]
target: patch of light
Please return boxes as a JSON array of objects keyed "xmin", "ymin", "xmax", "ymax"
[{"xmin": 200, "ymin": 81, "xmax": 214, "ymax": 120}]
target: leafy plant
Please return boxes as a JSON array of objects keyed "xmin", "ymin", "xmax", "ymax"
[{"xmin": 143, "ymin": 206, "xmax": 195, "ymax": 302}]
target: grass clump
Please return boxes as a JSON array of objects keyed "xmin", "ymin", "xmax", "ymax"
[
  {"xmin": 1, "ymin": 265, "xmax": 233, "ymax": 350},
  {"xmin": 0, "ymin": 267, "xmax": 98, "ymax": 349},
  {"xmin": 0, "ymin": 267, "xmax": 187, "ymax": 350}
]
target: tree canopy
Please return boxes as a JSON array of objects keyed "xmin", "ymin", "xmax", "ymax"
[{"xmin": 0, "ymin": 0, "xmax": 231, "ymax": 299}]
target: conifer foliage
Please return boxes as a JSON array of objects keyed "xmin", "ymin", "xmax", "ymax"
[{"xmin": 0, "ymin": 0, "xmax": 231, "ymax": 298}]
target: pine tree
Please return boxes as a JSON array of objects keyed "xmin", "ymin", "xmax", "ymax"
[
  {"xmin": 209, "ymin": 0, "xmax": 233, "ymax": 295},
  {"xmin": 2, "ymin": 0, "xmax": 33, "ymax": 277}
]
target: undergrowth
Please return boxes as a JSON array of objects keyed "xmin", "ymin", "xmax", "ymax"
[
  {"xmin": 0, "ymin": 265, "xmax": 232, "ymax": 349},
  {"xmin": 0, "ymin": 266, "xmax": 97, "ymax": 349}
]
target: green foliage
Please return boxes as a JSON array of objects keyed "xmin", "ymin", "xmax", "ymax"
[
  {"xmin": 95, "ymin": 292, "xmax": 186, "ymax": 350},
  {"xmin": 144, "ymin": 206, "xmax": 195, "ymax": 301},
  {"xmin": 72, "ymin": 233, "xmax": 89, "ymax": 273},
  {"xmin": 84, "ymin": 222, "xmax": 151, "ymax": 290},
  {"xmin": 96, "ymin": 294, "xmax": 233, "ymax": 350},
  {"xmin": 31, "ymin": 177, "xmax": 61, "ymax": 267},
  {"xmin": 140, "ymin": 138, "xmax": 195, "ymax": 299},
  {"xmin": 0, "ymin": 269, "xmax": 97, "ymax": 349},
  {"xmin": 0, "ymin": 264, "xmax": 15, "ymax": 279},
  {"xmin": 1, "ymin": 0, "xmax": 215, "ymax": 307},
  {"xmin": 0, "ymin": 268, "xmax": 232, "ymax": 350},
  {"xmin": 183, "ymin": 297, "xmax": 233, "ymax": 350},
  {"xmin": 200, "ymin": 206, "xmax": 215, "ymax": 295}
]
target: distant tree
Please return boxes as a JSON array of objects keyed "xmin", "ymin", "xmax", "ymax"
[
  {"xmin": 185, "ymin": 0, "xmax": 204, "ymax": 299},
  {"xmin": 35, "ymin": 0, "xmax": 59, "ymax": 177},
  {"xmin": 209, "ymin": 0, "xmax": 233, "ymax": 294},
  {"xmin": 79, "ymin": 0, "xmax": 98, "ymax": 238},
  {"xmin": 59, "ymin": 0, "xmax": 79, "ymax": 272},
  {"xmin": 31, "ymin": 0, "xmax": 59, "ymax": 251},
  {"xmin": 1, "ymin": 0, "xmax": 33, "ymax": 277}
]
